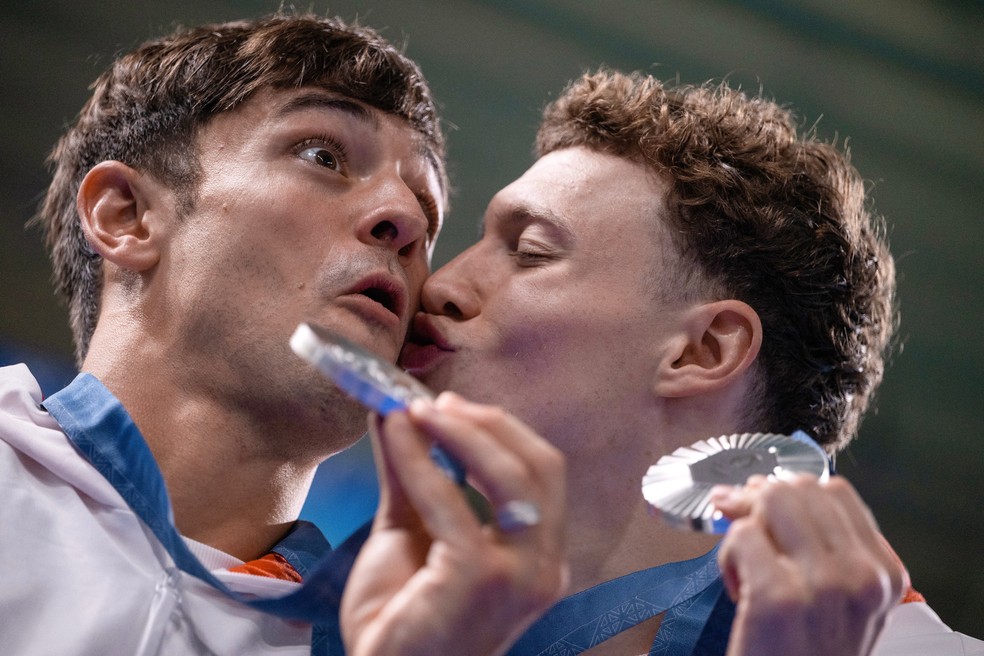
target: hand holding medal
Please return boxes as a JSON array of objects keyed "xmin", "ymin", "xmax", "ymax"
[
  {"xmin": 291, "ymin": 323, "xmax": 568, "ymax": 656},
  {"xmin": 641, "ymin": 430, "xmax": 830, "ymax": 533},
  {"xmin": 642, "ymin": 432, "xmax": 906, "ymax": 656}
]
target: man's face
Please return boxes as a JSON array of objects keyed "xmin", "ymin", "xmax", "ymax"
[
  {"xmin": 161, "ymin": 87, "xmax": 443, "ymax": 432},
  {"xmin": 401, "ymin": 146, "xmax": 689, "ymax": 457}
]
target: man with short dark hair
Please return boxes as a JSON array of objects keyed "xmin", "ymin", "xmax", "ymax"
[{"xmin": 1, "ymin": 14, "xmax": 567, "ymax": 655}]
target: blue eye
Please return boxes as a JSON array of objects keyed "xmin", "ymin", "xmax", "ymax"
[{"xmin": 299, "ymin": 146, "xmax": 339, "ymax": 170}]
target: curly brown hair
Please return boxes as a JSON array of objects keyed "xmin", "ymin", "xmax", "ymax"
[
  {"xmin": 537, "ymin": 71, "xmax": 896, "ymax": 453},
  {"xmin": 34, "ymin": 13, "xmax": 447, "ymax": 365}
]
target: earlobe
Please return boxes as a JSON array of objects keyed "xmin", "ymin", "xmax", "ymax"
[
  {"xmin": 77, "ymin": 161, "xmax": 164, "ymax": 272},
  {"xmin": 654, "ymin": 300, "xmax": 762, "ymax": 398}
]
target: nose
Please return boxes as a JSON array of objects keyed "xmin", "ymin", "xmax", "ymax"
[
  {"xmin": 420, "ymin": 245, "xmax": 482, "ymax": 320},
  {"xmin": 357, "ymin": 178, "xmax": 432, "ymax": 263}
]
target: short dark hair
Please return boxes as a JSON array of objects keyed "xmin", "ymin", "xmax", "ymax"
[
  {"xmin": 35, "ymin": 13, "xmax": 447, "ymax": 364},
  {"xmin": 537, "ymin": 70, "xmax": 897, "ymax": 452}
]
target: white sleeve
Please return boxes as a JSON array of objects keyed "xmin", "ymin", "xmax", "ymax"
[{"xmin": 872, "ymin": 602, "xmax": 984, "ymax": 656}]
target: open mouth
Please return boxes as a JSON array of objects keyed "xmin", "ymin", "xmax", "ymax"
[
  {"xmin": 359, "ymin": 286, "xmax": 397, "ymax": 315},
  {"xmin": 345, "ymin": 274, "xmax": 407, "ymax": 325}
]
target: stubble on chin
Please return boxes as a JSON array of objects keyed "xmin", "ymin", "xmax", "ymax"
[{"xmin": 241, "ymin": 365, "xmax": 371, "ymax": 462}]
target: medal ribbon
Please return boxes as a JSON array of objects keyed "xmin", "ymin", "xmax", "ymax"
[
  {"xmin": 506, "ymin": 545, "xmax": 730, "ymax": 655},
  {"xmin": 43, "ymin": 373, "xmax": 369, "ymax": 654},
  {"xmin": 45, "ymin": 372, "xmax": 736, "ymax": 655}
]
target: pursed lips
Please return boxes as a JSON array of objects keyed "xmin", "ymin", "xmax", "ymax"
[{"xmin": 399, "ymin": 313, "xmax": 455, "ymax": 374}]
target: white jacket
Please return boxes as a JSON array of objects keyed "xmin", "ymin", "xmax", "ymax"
[
  {"xmin": 0, "ymin": 364, "xmax": 314, "ymax": 655},
  {"xmin": 874, "ymin": 601, "xmax": 983, "ymax": 655}
]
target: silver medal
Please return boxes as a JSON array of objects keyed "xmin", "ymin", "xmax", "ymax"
[{"xmin": 641, "ymin": 431, "xmax": 830, "ymax": 533}]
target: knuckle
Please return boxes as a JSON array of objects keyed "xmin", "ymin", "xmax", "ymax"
[
  {"xmin": 745, "ymin": 583, "xmax": 811, "ymax": 621},
  {"xmin": 538, "ymin": 443, "xmax": 566, "ymax": 478},
  {"xmin": 472, "ymin": 403, "xmax": 509, "ymax": 428},
  {"xmin": 756, "ymin": 482, "xmax": 787, "ymax": 514},
  {"xmin": 474, "ymin": 552, "xmax": 569, "ymax": 614},
  {"xmin": 855, "ymin": 576, "xmax": 891, "ymax": 611},
  {"xmin": 825, "ymin": 476, "xmax": 861, "ymax": 505},
  {"xmin": 497, "ymin": 457, "xmax": 531, "ymax": 488},
  {"xmin": 853, "ymin": 564, "xmax": 895, "ymax": 610},
  {"xmin": 726, "ymin": 516, "xmax": 759, "ymax": 541},
  {"xmin": 886, "ymin": 562, "xmax": 906, "ymax": 601},
  {"xmin": 816, "ymin": 556, "xmax": 894, "ymax": 613},
  {"xmin": 718, "ymin": 518, "xmax": 757, "ymax": 565}
]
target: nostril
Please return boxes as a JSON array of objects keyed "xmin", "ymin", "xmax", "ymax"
[
  {"xmin": 442, "ymin": 300, "xmax": 463, "ymax": 319},
  {"xmin": 398, "ymin": 241, "xmax": 417, "ymax": 258},
  {"xmin": 371, "ymin": 220, "xmax": 399, "ymax": 242}
]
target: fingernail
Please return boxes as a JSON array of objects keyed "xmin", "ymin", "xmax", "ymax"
[
  {"xmin": 408, "ymin": 397, "xmax": 435, "ymax": 417},
  {"xmin": 434, "ymin": 391, "xmax": 461, "ymax": 409}
]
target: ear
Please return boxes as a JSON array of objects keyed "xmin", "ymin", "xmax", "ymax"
[
  {"xmin": 654, "ymin": 300, "xmax": 762, "ymax": 398},
  {"xmin": 76, "ymin": 161, "xmax": 167, "ymax": 272}
]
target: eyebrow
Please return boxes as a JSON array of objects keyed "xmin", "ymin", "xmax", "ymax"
[
  {"xmin": 273, "ymin": 91, "xmax": 381, "ymax": 130},
  {"xmin": 276, "ymin": 90, "xmax": 437, "ymax": 177},
  {"xmin": 275, "ymin": 90, "xmax": 442, "ymax": 227}
]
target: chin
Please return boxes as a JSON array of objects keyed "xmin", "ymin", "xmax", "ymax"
[{"xmin": 413, "ymin": 365, "xmax": 448, "ymax": 391}]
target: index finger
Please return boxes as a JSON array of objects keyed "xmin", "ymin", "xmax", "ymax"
[
  {"xmin": 374, "ymin": 409, "xmax": 486, "ymax": 544},
  {"xmin": 407, "ymin": 394, "xmax": 566, "ymax": 544}
]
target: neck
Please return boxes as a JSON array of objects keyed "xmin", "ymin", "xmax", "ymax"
[
  {"xmin": 82, "ymin": 322, "xmax": 362, "ymax": 560},
  {"xmin": 565, "ymin": 477, "xmax": 721, "ymax": 655},
  {"xmin": 556, "ymin": 414, "xmax": 722, "ymax": 656}
]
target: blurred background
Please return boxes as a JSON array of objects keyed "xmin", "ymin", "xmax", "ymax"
[{"xmin": 2, "ymin": 0, "xmax": 981, "ymax": 636}]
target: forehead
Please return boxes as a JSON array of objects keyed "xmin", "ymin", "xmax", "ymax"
[
  {"xmin": 203, "ymin": 87, "xmax": 406, "ymax": 144},
  {"xmin": 489, "ymin": 146, "xmax": 671, "ymax": 240}
]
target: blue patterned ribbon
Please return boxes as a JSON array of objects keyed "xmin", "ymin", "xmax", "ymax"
[
  {"xmin": 43, "ymin": 373, "xmax": 369, "ymax": 655},
  {"xmin": 506, "ymin": 538, "xmax": 731, "ymax": 655}
]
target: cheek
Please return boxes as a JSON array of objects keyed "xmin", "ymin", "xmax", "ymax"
[
  {"xmin": 494, "ymin": 279, "xmax": 607, "ymax": 354},
  {"xmin": 489, "ymin": 303, "xmax": 583, "ymax": 381},
  {"xmin": 498, "ymin": 292, "xmax": 652, "ymax": 384}
]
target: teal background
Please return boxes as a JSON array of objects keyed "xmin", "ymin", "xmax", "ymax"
[{"xmin": 2, "ymin": 0, "xmax": 981, "ymax": 636}]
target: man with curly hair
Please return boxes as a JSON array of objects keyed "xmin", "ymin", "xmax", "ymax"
[
  {"xmin": 0, "ymin": 14, "xmax": 568, "ymax": 655},
  {"xmin": 401, "ymin": 71, "xmax": 983, "ymax": 655}
]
